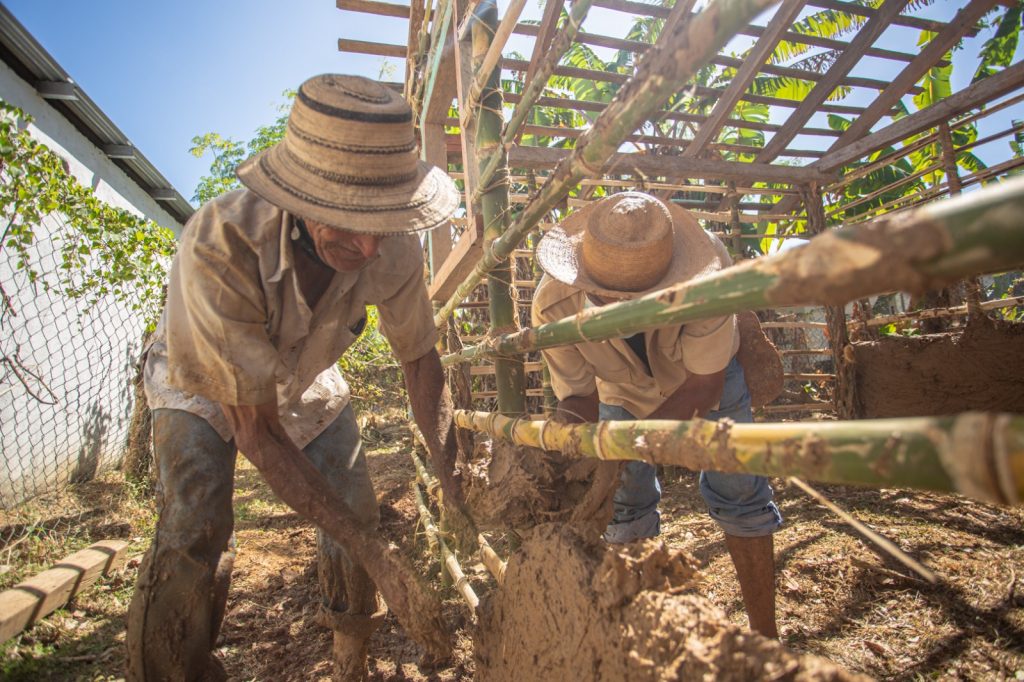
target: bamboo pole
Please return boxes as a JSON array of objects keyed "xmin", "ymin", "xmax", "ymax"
[
  {"xmin": 477, "ymin": 533, "xmax": 507, "ymax": 584},
  {"xmin": 473, "ymin": 0, "xmax": 525, "ymax": 415},
  {"xmin": 849, "ymin": 295, "xmax": 1024, "ymax": 330},
  {"xmin": 433, "ymin": 0, "xmax": 781, "ymax": 327},
  {"xmin": 474, "ymin": 0, "xmax": 596, "ymax": 199},
  {"xmin": 461, "ymin": 0, "xmax": 528, "ymax": 130},
  {"xmin": 441, "ymin": 177, "xmax": 1024, "ymax": 366},
  {"xmin": 411, "ymin": 481, "xmax": 480, "ymax": 610},
  {"xmin": 453, "ymin": 410, "xmax": 1024, "ymax": 506},
  {"xmin": 788, "ymin": 477, "xmax": 938, "ymax": 583}
]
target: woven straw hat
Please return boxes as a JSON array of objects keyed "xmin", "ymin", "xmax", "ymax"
[
  {"xmin": 236, "ymin": 74, "xmax": 459, "ymax": 234},
  {"xmin": 536, "ymin": 192, "xmax": 724, "ymax": 299}
]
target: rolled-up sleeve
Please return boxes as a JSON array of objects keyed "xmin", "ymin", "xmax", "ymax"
[
  {"xmin": 376, "ymin": 256, "xmax": 438, "ymax": 363},
  {"xmin": 165, "ymin": 224, "xmax": 280, "ymax": 406},
  {"xmin": 680, "ymin": 314, "xmax": 737, "ymax": 375}
]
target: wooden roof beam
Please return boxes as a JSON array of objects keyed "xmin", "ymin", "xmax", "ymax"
[
  {"xmin": 499, "ymin": 56, "xmax": 874, "ymax": 114},
  {"xmin": 506, "ymin": 145, "xmax": 831, "ymax": 183},
  {"xmin": 819, "ymin": 0, "xmax": 1001, "ymax": 159},
  {"xmin": 816, "ymin": 60, "xmax": 1024, "ymax": 171},
  {"xmin": 337, "ymin": 0, "xmax": 410, "ymax": 17},
  {"xmin": 683, "ymin": 0, "xmax": 807, "ymax": 159},
  {"xmin": 594, "ymin": 0, "xmax": 971, "ymax": 36},
  {"xmin": 338, "ymin": 39, "xmax": 407, "ymax": 58},
  {"xmin": 754, "ymin": 0, "xmax": 912, "ymax": 164}
]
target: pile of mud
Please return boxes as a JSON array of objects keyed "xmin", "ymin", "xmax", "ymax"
[
  {"xmin": 854, "ymin": 318, "xmax": 1024, "ymax": 418},
  {"xmin": 475, "ymin": 525, "xmax": 864, "ymax": 681}
]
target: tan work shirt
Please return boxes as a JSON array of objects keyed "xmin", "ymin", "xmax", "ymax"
[
  {"xmin": 531, "ymin": 238, "xmax": 739, "ymax": 418},
  {"xmin": 144, "ymin": 188, "xmax": 436, "ymax": 448}
]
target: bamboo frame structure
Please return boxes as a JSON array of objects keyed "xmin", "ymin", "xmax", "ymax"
[
  {"xmin": 453, "ymin": 410, "xmax": 1024, "ymax": 506},
  {"xmin": 340, "ymin": 0, "xmax": 1024, "ymax": 548}
]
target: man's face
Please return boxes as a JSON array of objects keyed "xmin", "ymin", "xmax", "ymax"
[{"xmin": 305, "ymin": 219, "xmax": 383, "ymax": 272}]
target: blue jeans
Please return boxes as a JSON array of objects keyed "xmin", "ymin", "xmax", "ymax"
[{"xmin": 601, "ymin": 358, "xmax": 783, "ymax": 543}]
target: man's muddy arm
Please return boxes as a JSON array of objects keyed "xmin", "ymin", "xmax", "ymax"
[
  {"xmin": 401, "ymin": 348, "xmax": 465, "ymax": 508},
  {"xmin": 221, "ymin": 402, "xmax": 372, "ymax": 542},
  {"xmin": 220, "ymin": 401, "xmax": 453, "ymax": 655}
]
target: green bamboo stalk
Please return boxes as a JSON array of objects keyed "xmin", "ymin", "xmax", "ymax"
[
  {"xmin": 473, "ymin": 0, "xmax": 525, "ymax": 415},
  {"xmin": 453, "ymin": 410, "xmax": 1024, "ymax": 506},
  {"xmin": 473, "ymin": 0, "xmax": 596, "ymax": 203},
  {"xmin": 433, "ymin": 0, "xmax": 779, "ymax": 327},
  {"xmin": 441, "ymin": 176, "xmax": 1024, "ymax": 366},
  {"xmin": 412, "ymin": 480, "xmax": 480, "ymax": 610}
]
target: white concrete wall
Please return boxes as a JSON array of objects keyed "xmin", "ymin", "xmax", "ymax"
[{"xmin": 0, "ymin": 60, "xmax": 184, "ymax": 507}]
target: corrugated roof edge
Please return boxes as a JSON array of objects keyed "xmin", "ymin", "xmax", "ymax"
[{"xmin": 0, "ymin": 2, "xmax": 195, "ymax": 225}]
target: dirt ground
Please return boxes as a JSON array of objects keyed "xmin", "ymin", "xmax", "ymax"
[{"xmin": 2, "ymin": 417, "xmax": 1024, "ymax": 680}]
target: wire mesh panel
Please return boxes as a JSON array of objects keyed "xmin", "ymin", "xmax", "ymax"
[{"xmin": 0, "ymin": 211, "xmax": 145, "ymax": 510}]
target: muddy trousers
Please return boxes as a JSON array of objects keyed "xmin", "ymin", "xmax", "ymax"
[{"xmin": 126, "ymin": 405, "xmax": 380, "ymax": 681}]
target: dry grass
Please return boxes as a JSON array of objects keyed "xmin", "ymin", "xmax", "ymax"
[{"xmin": 2, "ymin": 419, "xmax": 1023, "ymax": 680}]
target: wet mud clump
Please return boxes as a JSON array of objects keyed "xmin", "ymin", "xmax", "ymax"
[
  {"xmin": 463, "ymin": 438, "xmax": 618, "ymax": 538},
  {"xmin": 854, "ymin": 318, "xmax": 1024, "ymax": 418},
  {"xmin": 476, "ymin": 525, "xmax": 866, "ymax": 682}
]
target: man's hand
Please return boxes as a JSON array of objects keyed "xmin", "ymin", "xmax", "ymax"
[
  {"xmin": 649, "ymin": 369, "xmax": 726, "ymax": 420},
  {"xmin": 401, "ymin": 349, "xmax": 465, "ymax": 510}
]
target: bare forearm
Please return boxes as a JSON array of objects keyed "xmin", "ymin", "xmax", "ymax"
[{"xmin": 401, "ymin": 349, "xmax": 463, "ymax": 504}]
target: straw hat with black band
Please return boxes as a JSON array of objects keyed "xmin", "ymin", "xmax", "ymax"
[
  {"xmin": 237, "ymin": 74, "xmax": 459, "ymax": 235},
  {"xmin": 536, "ymin": 192, "xmax": 725, "ymax": 299}
]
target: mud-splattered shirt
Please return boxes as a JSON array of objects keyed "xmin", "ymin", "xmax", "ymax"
[
  {"xmin": 531, "ymin": 235, "xmax": 739, "ymax": 419},
  {"xmin": 144, "ymin": 189, "xmax": 436, "ymax": 447}
]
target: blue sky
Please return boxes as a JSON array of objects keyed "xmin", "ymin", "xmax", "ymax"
[{"xmin": 5, "ymin": 0, "xmax": 1021, "ymax": 206}]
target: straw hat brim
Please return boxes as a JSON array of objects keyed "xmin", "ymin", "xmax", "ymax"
[
  {"xmin": 536, "ymin": 200, "xmax": 724, "ymax": 299},
  {"xmin": 236, "ymin": 144, "xmax": 460, "ymax": 235}
]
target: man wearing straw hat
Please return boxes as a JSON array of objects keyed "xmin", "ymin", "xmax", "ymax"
[
  {"xmin": 532, "ymin": 191, "xmax": 783, "ymax": 638},
  {"xmin": 127, "ymin": 74, "xmax": 463, "ymax": 680}
]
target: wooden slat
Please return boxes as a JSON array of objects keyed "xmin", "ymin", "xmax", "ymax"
[
  {"xmin": 506, "ymin": 145, "xmax": 831, "ymax": 184},
  {"xmin": 683, "ymin": 0, "xmax": 807, "ymax": 159},
  {"xmin": 521, "ymin": 0, "xmax": 564, "ymax": 111},
  {"xmin": 337, "ymin": 0, "xmax": 410, "ymax": 17},
  {"xmin": 0, "ymin": 540, "xmax": 128, "ymax": 644},
  {"xmin": 428, "ymin": 214, "xmax": 484, "ymax": 301},
  {"xmin": 421, "ymin": 0, "xmax": 459, "ymax": 126},
  {"xmin": 806, "ymin": 0, "xmax": 978, "ymax": 36},
  {"xmin": 337, "ymin": 39, "xmax": 407, "ymax": 58},
  {"xmin": 755, "ymin": 0, "xmax": 912, "ymax": 164},
  {"xmin": 759, "ymin": 402, "xmax": 833, "ymax": 414},
  {"xmin": 816, "ymin": 60, "xmax": 1024, "ymax": 171}
]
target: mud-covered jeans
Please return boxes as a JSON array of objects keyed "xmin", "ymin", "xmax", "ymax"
[
  {"xmin": 602, "ymin": 358, "xmax": 783, "ymax": 543},
  {"xmin": 126, "ymin": 405, "xmax": 378, "ymax": 681}
]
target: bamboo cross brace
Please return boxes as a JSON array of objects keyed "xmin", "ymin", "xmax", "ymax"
[
  {"xmin": 788, "ymin": 476, "xmax": 938, "ymax": 584},
  {"xmin": 412, "ymin": 481, "xmax": 480, "ymax": 611},
  {"xmin": 453, "ymin": 410, "xmax": 1024, "ymax": 506},
  {"xmin": 433, "ymin": 0, "xmax": 781, "ymax": 327},
  {"xmin": 441, "ymin": 176, "xmax": 1024, "ymax": 365}
]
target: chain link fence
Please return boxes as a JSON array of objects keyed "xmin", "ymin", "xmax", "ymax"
[{"xmin": 0, "ymin": 211, "xmax": 147, "ymax": 512}]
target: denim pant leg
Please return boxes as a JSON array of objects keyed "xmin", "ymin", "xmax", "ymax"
[
  {"xmin": 699, "ymin": 358, "xmax": 783, "ymax": 537},
  {"xmin": 303, "ymin": 404, "xmax": 382, "ymax": 620},
  {"xmin": 599, "ymin": 403, "xmax": 662, "ymax": 543},
  {"xmin": 127, "ymin": 408, "xmax": 237, "ymax": 682}
]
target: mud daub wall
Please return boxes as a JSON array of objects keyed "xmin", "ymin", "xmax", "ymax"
[{"xmin": 853, "ymin": 319, "xmax": 1024, "ymax": 418}]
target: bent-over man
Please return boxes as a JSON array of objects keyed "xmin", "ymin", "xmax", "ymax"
[
  {"xmin": 531, "ymin": 191, "xmax": 783, "ymax": 638},
  {"xmin": 127, "ymin": 74, "xmax": 463, "ymax": 680}
]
